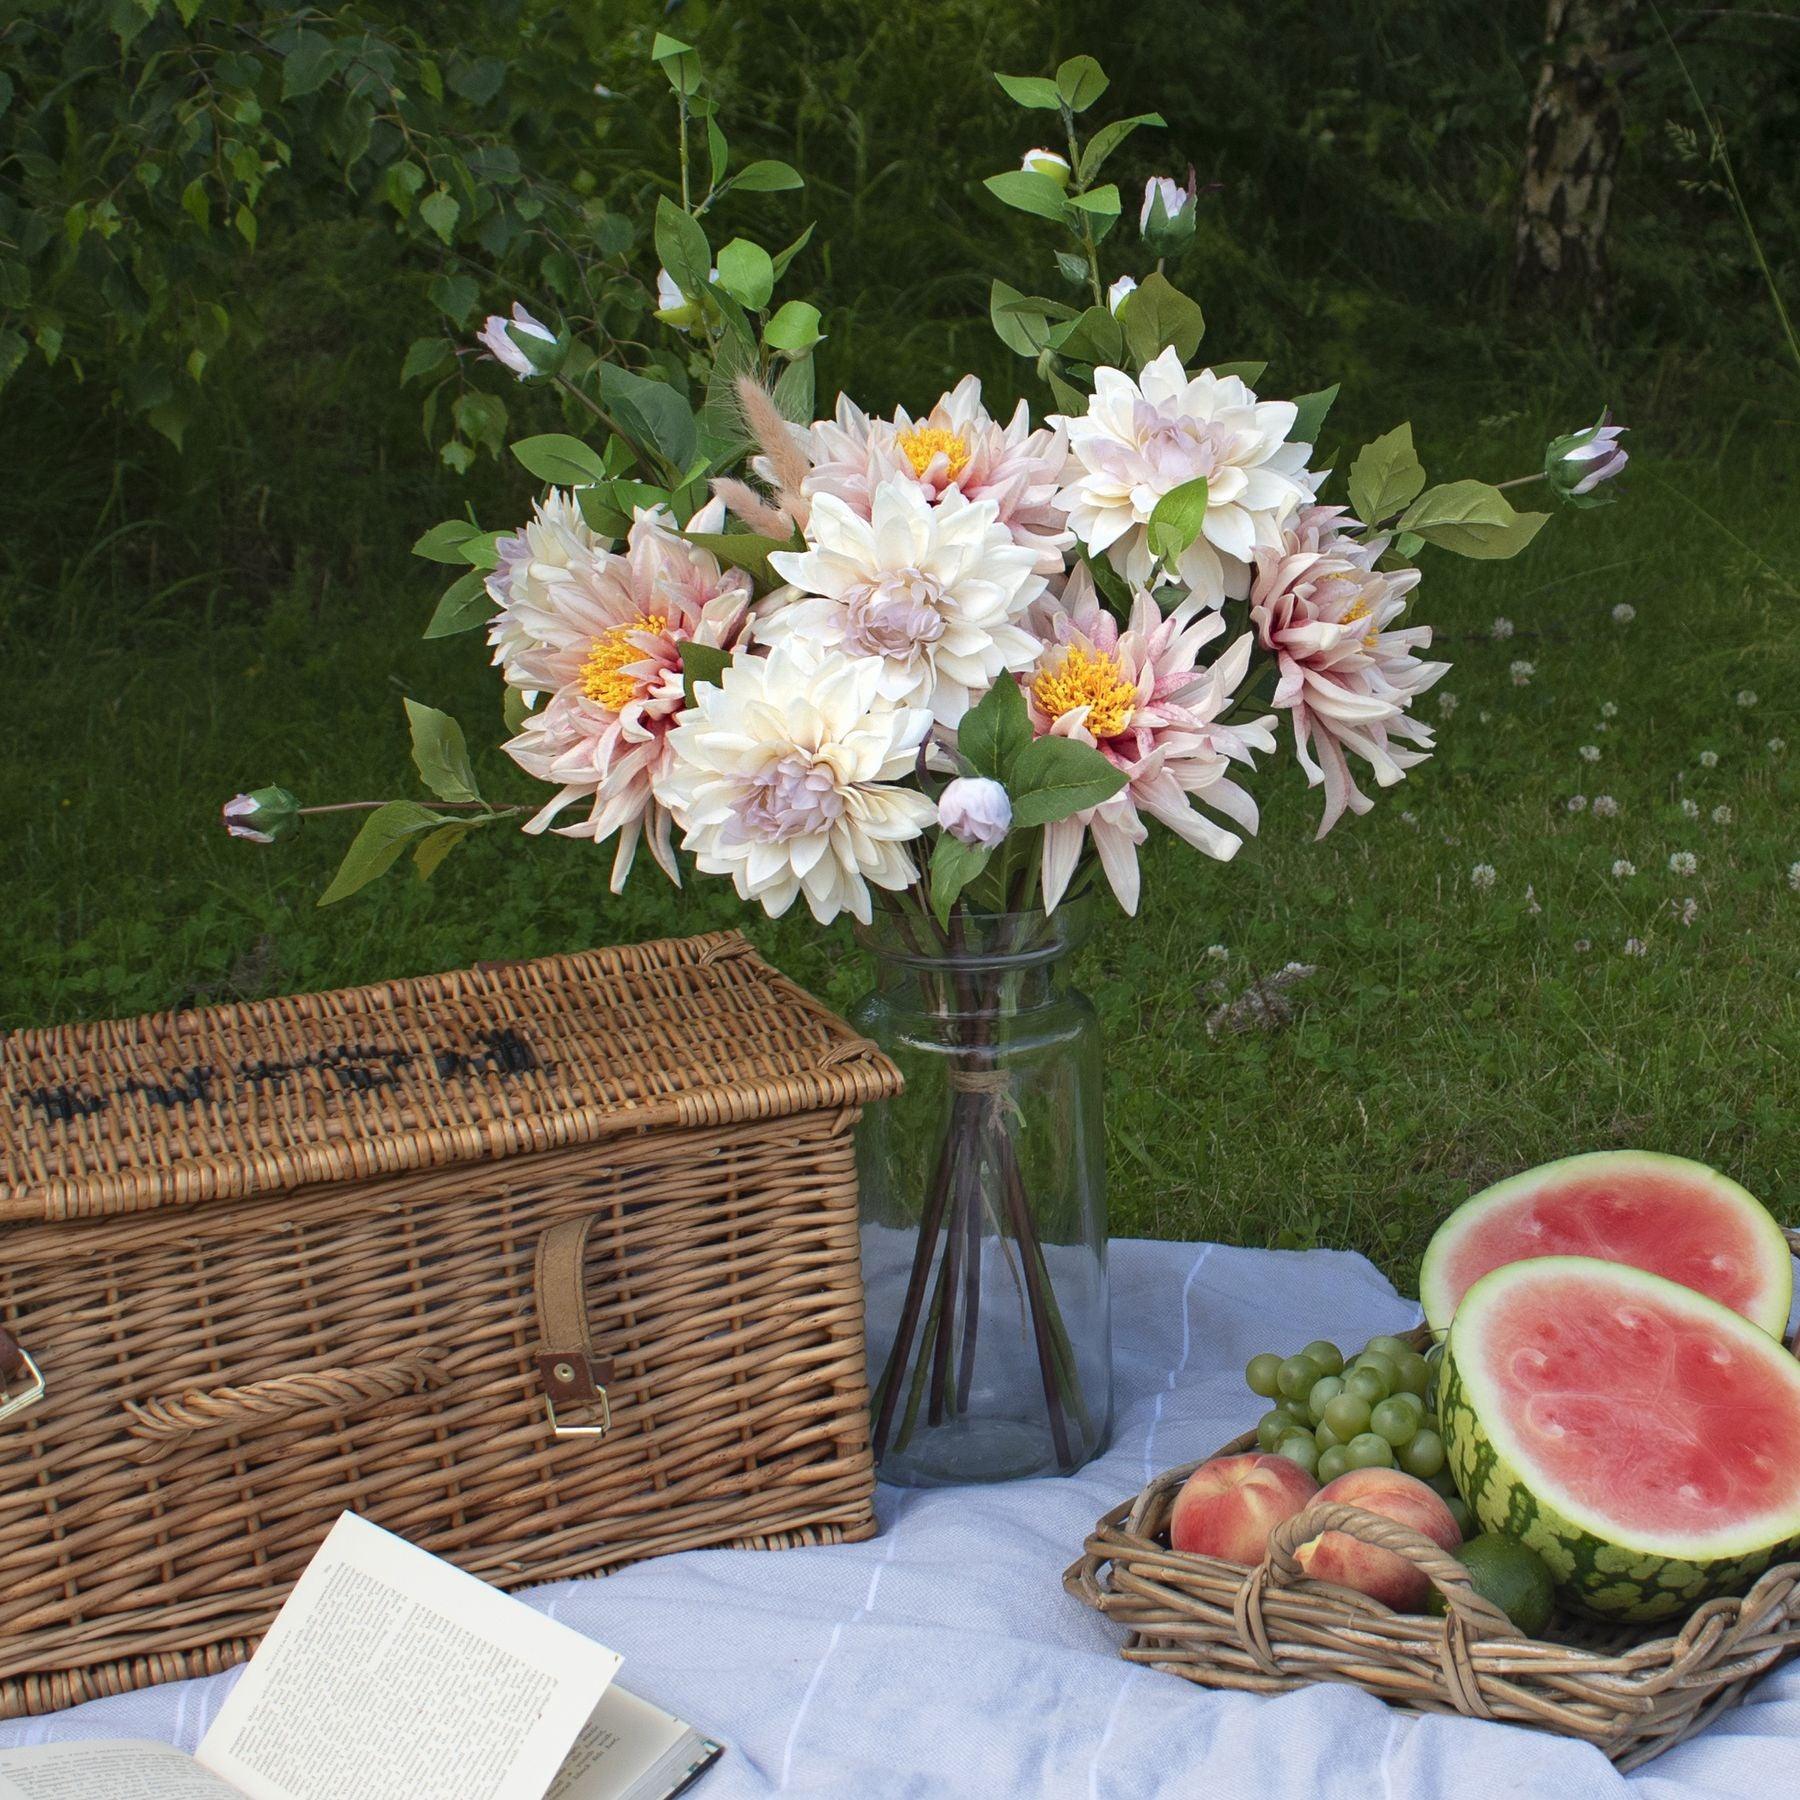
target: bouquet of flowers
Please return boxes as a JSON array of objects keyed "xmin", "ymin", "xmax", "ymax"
[{"xmin": 226, "ymin": 44, "xmax": 1624, "ymax": 1483}]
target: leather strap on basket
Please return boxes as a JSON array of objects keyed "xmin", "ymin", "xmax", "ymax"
[{"xmin": 534, "ymin": 1217, "xmax": 616, "ymax": 1438}]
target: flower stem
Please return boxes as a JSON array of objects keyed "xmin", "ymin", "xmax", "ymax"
[
  {"xmin": 1061, "ymin": 107, "xmax": 1105, "ymax": 311},
  {"xmin": 298, "ymin": 800, "xmax": 519, "ymax": 816}
]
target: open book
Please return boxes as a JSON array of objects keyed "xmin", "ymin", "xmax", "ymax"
[{"xmin": 0, "ymin": 1514, "xmax": 721, "ymax": 1800}]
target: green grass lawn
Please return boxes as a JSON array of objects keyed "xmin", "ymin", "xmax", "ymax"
[{"xmin": 7, "ymin": 415, "xmax": 1798, "ymax": 1294}]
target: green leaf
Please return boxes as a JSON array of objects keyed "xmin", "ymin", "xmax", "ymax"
[
  {"xmin": 511, "ymin": 433, "xmax": 608, "ymax": 485},
  {"xmin": 503, "ymin": 686, "xmax": 534, "ymax": 734},
  {"xmin": 0, "ymin": 328, "xmax": 27, "ymax": 396},
  {"xmin": 1049, "ymin": 304, "xmax": 1124, "ymax": 367},
  {"xmin": 654, "ymin": 196, "xmax": 712, "ymax": 297},
  {"xmin": 1008, "ymin": 737, "xmax": 1129, "ymax": 828},
  {"xmin": 401, "ymin": 337, "xmax": 455, "ymax": 385},
  {"xmin": 413, "ymin": 820, "xmax": 482, "ymax": 881},
  {"xmin": 1065, "ymin": 184, "xmax": 1121, "ymax": 217},
  {"xmin": 771, "ymin": 222, "xmax": 814, "ymax": 279},
  {"xmin": 412, "ymin": 519, "xmax": 482, "ymax": 564},
  {"xmin": 404, "ymin": 700, "xmax": 481, "ymax": 804},
  {"xmin": 1347, "ymin": 423, "xmax": 1427, "ymax": 525},
  {"xmin": 281, "ymin": 29, "xmax": 337, "ymax": 100},
  {"xmin": 318, "ymin": 803, "xmax": 445, "ymax": 906},
  {"xmin": 715, "ymin": 238, "xmax": 775, "ymax": 311},
  {"xmin": 1055, "ymin": 54, "xmax": 1110, "ymax": 111},
  {"xmin": 423, "ymin": 568, "xmax": 491, "ymax": 638},
  {"xmin": 683, "ymin": 530, "xmax": 793, "ymax": 592},
  {"xmin": 956, "ymin": 673, "xmax": 1031, "ymax": 781},
  {"xmin": 1117, "ymin": 272, "xmax": 1205, "ymax": 369},
  {"xmin": 730, "ymin": 160, "xmax": 804, "ymax": 192},
  {"xmin": 1078, "ymin": 112, "xmax": 1165, "ymax": 185},
  {"xmin": 989, "ymin": 280, "xmax": 1051, "ymax": 358},
  {"xmin": 1145, "ymin": 477, "xmax": 1210, "ymax": 568},
  {"xmin": 1289, "ymin": 382, "xmax": 1340, "ymax": 445},
  {"xmin": 1210, "ymin": 360, "xmax": 1268, "ymax": 385},
  {"xmin": 419, "ymin": 189, "xmax": 460, "ymax": 245},
  {"xmin": 678, "ymin": 640, "xmax": 731, "ymax": 705},
  {"xmin": 772, "ymin": 352, "xmax": 814, "ymax": 426},
  {"xmin": 993, "ymin": 72, "xmax": 1064, "ymax": 109},
  {"xmin": 982, "ymin": 169, "xmax": 1073, "ymax": 224},
  {"xmin": 931, "ymin": 833, "xmax": 994, "ymax": 928},
  {"xmin": 427, "ymin": 273, "xmax": 478, "ymax": 326},
  {"xmin": 763, "ymin": 300, "xmax": 823, "ymax": 353},
  {"xmin": 448, "ymin": 55, "xmax": 506, "ymax": 105},
  {"xmin": 597, "ymin": 363, "xmax": 697, "ymax": 472},
  {"xmin": 1398, "ymin": 481, "xmax": 1549, "ymax": 559},
  {"xmin": 650, "ymin": 32, "xmax": 701, "ymax": 95}
]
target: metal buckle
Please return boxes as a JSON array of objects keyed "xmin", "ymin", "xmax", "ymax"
[
  {"xmin": 544, "ymin": 1388, "xmax": 610, "ymax": 1439},
  {"xmin": 0, "ymin": 1348, "xmax": 44, "ymax": 1426}
]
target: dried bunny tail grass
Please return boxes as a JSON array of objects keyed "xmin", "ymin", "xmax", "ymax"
[
  {"xmin": 710, "ymin": 476, "xmax": 795, "ymax": 540},
  {"xmin": 735, "ymin": 375, "xmax": 811, "ymax": 528}
]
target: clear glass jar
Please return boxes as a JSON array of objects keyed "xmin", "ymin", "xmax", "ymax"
[{"xmin": 851, "ymin": 902, "xmax": 1111, "ymax": 1486}]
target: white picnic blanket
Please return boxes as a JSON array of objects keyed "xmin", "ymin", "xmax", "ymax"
[{"xmin": 3, "ymin": 1238, "xmax": 1794, "ymax": 1798}]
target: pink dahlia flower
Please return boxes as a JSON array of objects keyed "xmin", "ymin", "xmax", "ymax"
[
  {"xmin": 1250, "ymin": 505, "xmax": 1450, "ymax": 837},
  {"xmin": 488, "ymin": 498, "xmax": 752, "ymax": 890},
  {"xmin": 1025, "ymin": 568, "xmax": 1274, "ymax": 915},
  {"xmin": 779, "ymin": 376, "xmax": 1073, "ymax": 575}
]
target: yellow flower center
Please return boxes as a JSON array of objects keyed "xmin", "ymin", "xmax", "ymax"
[
  {"xmin": 1339, "ymin": 595, "xmax": 1379, "ymax": 650},
  {"xmin": 896, "ymin": 425, "xmax": 972, "ymax": 480},
  {"xmin": 581, "ymin": 615, "xmax": 667, "ymax": 711},
  {"xmin": 1032, "ymin": 646, "xmax": 1137, "ymax": 739}
]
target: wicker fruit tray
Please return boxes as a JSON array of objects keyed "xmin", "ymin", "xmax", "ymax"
[{"xmin": 1066, "ymin": 1311, "xmax": 1800, "ymax": 1770}]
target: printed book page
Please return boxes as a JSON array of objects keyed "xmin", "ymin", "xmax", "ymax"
[
  {"xmin": 0, "ymin": 1739, "xmax": 244, "ymax": 1798},
  {"xmin": 549, "ymin": 1688, "xmax": 704, "ymax": 1800},
  {"xmin": 195, "ymin": 1513, "xmax": 622, "ymax": 1800}
]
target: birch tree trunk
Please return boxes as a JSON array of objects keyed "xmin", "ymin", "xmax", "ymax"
[{"xmin": 1512, "ymin": 0, "xmax": 1642, "ymax": 321}]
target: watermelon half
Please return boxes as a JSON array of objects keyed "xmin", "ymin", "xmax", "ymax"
[
  {"xmin": 1421, "ymin": 1151, "xmax": 1792, "ymax": 1340},
  {"xmin": 1440, "ymin": 1256, "xmax": 1800, "ymax": 1622}
]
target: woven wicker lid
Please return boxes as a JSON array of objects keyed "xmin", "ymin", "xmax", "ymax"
[{"xmin": 0, "ymin": 931, "xmax": 899, "ymax": 1223}]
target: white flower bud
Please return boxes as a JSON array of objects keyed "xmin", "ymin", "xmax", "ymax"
[
  {"xmin": 476, "ymin": 303, "xmax": 555, "ymax": 379},
  {"xmin": 937, "ymin": 776, "xmax": 1012, "ymax": 849},
  {"xmin": 1021, "ymin": 148, "xmax": 1071, "ymax": 188},
  {"xmin": 1139, "ymin": 175, "xmax": 1192, "ymax": 233},
  {"xmin": 1107, "ymin": 275, "xmax": 1138, "ymax": 315}
]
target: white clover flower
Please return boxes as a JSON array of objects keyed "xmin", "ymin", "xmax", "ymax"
[
  {"xmin": 1470, "ymin": 863, "xmax": 1497, "ymax": 891},
  {"xmin": 1525, "ymin": 884, "xmax": 1542, "ymax": 916},
  {"xmin": 1601, "ymin": 700, "xmax": 1618, "ymax": 719},
  {"xmin": 1593, "ymin": 795, "xmax": 1619, "ymax": 818},
  {"xmin": 1679, "ymin": 897, "xmax": 1700, "ymax": 927},
  {"xmin": 1478, "ymin": 709, "xmax": 1493, "ymax": 724},
  {"xmin": 1770, "ymin": 737, "xmax": 1787, "ymax": 755},
  {"xmin": 1205, "ymin": 943, "xmax": 1230, "ymax": 962},
  {"xmin": 1670, "ymin": 851, "xmax": 1698, "ymax": 876},
  {"xmin": 1612, "ymin": 603, "xmax": 1636, "ymax": 625},
  {"xmin": 1510, "ymin": 659, "xmax": 1535, "ymax": 686},
  {"xmin": 937, "ymin": 776, "xmax": 1012, "ymax": 848},
  {"xmin": 1623, "ymin": 937, "xmax": 1648, "ymax": 957},
  {"xmin": 656, "ymin": 645, "xmax": 934, "ymax": 925},
  {"xmin": 763, "ymin": 483, "xmax": 1044, "ymax": 728},
  {"xmin": 1106, "ymin": 275, "xmax": 1138, "ymax": 316},
  {"xmin": 476, "ymin": 303, "xmax": 555, "ymax": 379},
  {"xmin": 1737, "ymin": 690, "xmax": 1759, "ymax": 708},
  {"xmin": 1712, "ymin": 804, "xmax": 1733, "ymax": 826},
  {"xmin": 1579, "ymin": 744, "xmax": 1600, "ymax": 763},
  {"xmin": 1574, "ymin": 937, "xmax": 1592, "ymax": 953},
  {"xmin": 1399, "ymin": 809, "xmax": 1419, "ymax": 828},
  {"xmin": 1612, "ymin": 859, "xmax": 1636, "ymax": 879},
  {"xmin": 1789, "ymin": 862, "xmax": 1800, "ymax": 894},
  {"xmin": 1680, "ymin": 797, "xmax": 1701, "ymax": 820},
  {"xmin": 1698, "ymin": 749, "xmax": 1719, "ymax": 769},
  {"xmin": 1438, "ymin": 691, "xmax": 1459, "ymax": 716},
  {"xmin": 1491, "ymin": 616, "xmax": 1515, "ymax": 641},
  {"xmin": 1053, "ymin": 349, "xmax": 1311, "ymax": 604},
  {"xmin": 1566, "ymin": 794, "xmax": 1588, "ymax": 813}
]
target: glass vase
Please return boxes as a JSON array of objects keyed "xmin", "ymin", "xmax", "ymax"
[{"xmin": 851, "ymin": 902, "xmax": 1111, "ymax": 1486}]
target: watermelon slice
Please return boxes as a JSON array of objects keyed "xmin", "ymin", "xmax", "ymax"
[
  {"xmin": 1441, "ymin": 1256, "xmax": 1800, "ymax": 1622},
  {"xmin": 1421, "ymin": 1151, "xmax": 1792, "ymax": 1339}
]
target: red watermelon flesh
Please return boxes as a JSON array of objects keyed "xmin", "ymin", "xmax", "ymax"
[
  {"xmin": 1420, "ymin": 1152, "xmax": 1792, "ymax": 1339},
  {"xmin": 1474, "ymin": 1265, "xmax": 1800, "ymax": 1541}
]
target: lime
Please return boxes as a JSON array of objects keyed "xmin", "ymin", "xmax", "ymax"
[{"xmin": 1427, "ymin": 1533, "xmax": 1555, "ymax": 1636}]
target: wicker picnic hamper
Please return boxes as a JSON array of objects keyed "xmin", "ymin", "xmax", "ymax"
[
  {"xmin": 0, "ymin": 930, "xmax": 899, "ymax": 1720},
  {"xmin": 1067, "ymin": 1292, "xmax": 1800, "ymax": 1770}
]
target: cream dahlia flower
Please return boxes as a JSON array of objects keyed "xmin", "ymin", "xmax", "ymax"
[
  {"xmin": 761, "ymin": 482, "xmax": 1045, "ymax": 727},
  {"xmin": 1025, "ymin": 568, "xmax": 1274, "ymax": 915},
  {"xmin": 656, "ymin": 645, "xmax": 935, "ymax": 925},
  {"xmin": 488, "ymin": 498, "xmax": 751, "ymax": 890},
  {"xmin": 1250, "ymin": 504, "xmax": 1450, "ymax": 837},
  {"xmin": 768, "ymin": 376, "xmax": 1073, "ymax": 574},
  {"xmin": 1053, "ymin": 348, "xmax": 1311, "ymax": 604}
]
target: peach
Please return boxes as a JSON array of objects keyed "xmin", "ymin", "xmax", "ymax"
[
  {"xmin": 1169, "ymin": 1452, "xmax": 1321, "ymax": 1566},
  {"xmin": 1294, "ymin": 1466, "xmax": 1462, "ymax": 1610}
]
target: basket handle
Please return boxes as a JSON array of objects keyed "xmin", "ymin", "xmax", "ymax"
[
  {"xmin": 533, "ymin": 1215, "xmax": 616, "ymax": 1439},
  {"xmin": 122, "ymin": 1355, "xmax": 448, "ymax": 1459}
]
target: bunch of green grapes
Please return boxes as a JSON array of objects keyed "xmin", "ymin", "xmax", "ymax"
[{"xmin": 1245, "ymin": 1335, "xmax": 1470, "ymax": 1531}]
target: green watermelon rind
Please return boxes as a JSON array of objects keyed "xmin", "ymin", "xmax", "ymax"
[
  {"xmin": 1420, "ymin": 1150, "xmax": 1792, "ymax": 1340},
  {"xmin": 1441, "ymin": 1257, "xmax": 1800, "ymax": 1625}
]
